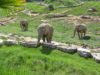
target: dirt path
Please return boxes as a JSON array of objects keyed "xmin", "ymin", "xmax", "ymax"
[
  {"xmin": 0, "ymin": 17, "xmax": 16, "ymax": 26},
  {"xmin": 67, "ymin": 15, "xmax": 100, "ymax": 25}
]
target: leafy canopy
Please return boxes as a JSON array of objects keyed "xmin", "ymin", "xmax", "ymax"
[{"xmin": 0, "ymin": 0, "xmax": 25, "ymax": 8}]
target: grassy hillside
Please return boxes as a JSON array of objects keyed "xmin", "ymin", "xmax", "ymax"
[
  {"xmin": 0, "ymin": 9, "xmax": 10, "ymax": 18},
  {"xmin": 25, "ymin": 1, "xmax": 100, "ymax": 16},
  {"xmin": 0, "ymin": 46, "xmax": 100, "ymax": 75},
  {"xmin": 67, "ymin": 1, "xmax": 100, "ymax": 16},
  {"xmin": 0, "ymin": 1, "xmax": 100, "ymax": 75},
  {"xmin": 0, "ymin": 14, "xmax": 99, "ymax": 48}
]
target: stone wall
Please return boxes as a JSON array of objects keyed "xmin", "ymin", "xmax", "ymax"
[{"xmin": 0, "ymin": 33, "xmax": 100, "ymax": 63}]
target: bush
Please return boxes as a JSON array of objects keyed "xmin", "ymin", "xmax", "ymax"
[{"xmin": 48, "ymin": 4, "xmax": 54, "ymax": 11}]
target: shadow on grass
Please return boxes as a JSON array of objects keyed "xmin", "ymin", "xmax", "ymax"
[
  {"xmin": 40, "ymin": 46, "xmax": 54, "ymax": 55},
  {"xmin": 82, "ymin": 36, "xmax": 91, "ymax": 40}
]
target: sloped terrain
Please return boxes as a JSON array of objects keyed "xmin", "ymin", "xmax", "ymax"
[
  {"xmin": 0, "ymin": 46, "xmax": 100, "ymax": 75},
  {"xmin": 0, "ymin": 1, "xmax": 100, "ymax": 75}
]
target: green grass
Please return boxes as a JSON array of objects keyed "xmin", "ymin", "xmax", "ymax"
[
  {"xmin": 25, "ymin": 2, "xmax": 48, "ymax": 13},
  {"xmin": 67, "ymin": 1, "xmax": 100, "ymax": 16},
  {"xmin": 0, "ymin": 9, "xmax": 10, "ymax": 18},
  {"xmin": 0, "ymin": 15, "xmax": 99, "ymax": 48},
  {"xmin": 25, "ymin": 1, "xmax": 100, "ymax": 16},
  {"xmin": 0, "ymin": 1, "xmax": 100, "ymax": 75},
  {"xmin": 0, "ymin": 45, "xmax": 100, "ymax": 75}
]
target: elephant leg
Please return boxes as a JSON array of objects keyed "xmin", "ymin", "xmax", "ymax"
[
  {"xmin": 42, "ymin": 35, "xmax": 46, "ymax": 42},
  {"xmin": 77, "ymin": 32, "xmax": 81, "ymax": 39},
  {"xmin": 46, "ymin": 37, "xmax": 50, "ymax": 43},
  {"xmin": 20, "ymin": 25, "xmax": 24, "ymax": 31},
  {"xmin": 84, "ymin": 32, "xmax": 86, "ymax": 37},
  {"xmin": 80, "ymin": 33, "xmax": 83, "ymax": 38},
  {"xmin": 37, "ymin": 34, "xmax": 42, "ymax": 44},
  {"xmin": 22, "ymin": 25, "xmax": 26, "ymax": 31},
  {"xmin": 47, "ymin": 35, "xmax": 52, "ymax": 43},
  {"xmin": 25, "ymin": 25, "xmax": 28, "ymax": 31}
]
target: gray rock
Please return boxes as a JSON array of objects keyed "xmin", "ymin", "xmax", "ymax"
[
  {"xmin": 24, "ymin": 37, "xmax": 34, "ymax": 41},
  {"xmin": 88, "ymin": 8, "xmax": 97, "ymax": 12},
  {"xmin": 42, "ymin": 42, "xmax": 57, "ymax": 49},
  {"xmin": 91, "ymin": 53, "xmax": 100, "ymax": 63},
  {"xmin": 7, "ymin": 33, "xmax": 14, "ymax": 36},
  {"xmin": 0, "ymin": 33, "xmax": 9, "ymax": 39},
  {"xmin": 91, "ymin": 48, "xmax": 100, "ymax": 53},
  {"xmin": 4, "ymin": 39, "xmax": 18, "ymax": 46},
  {"xmin": 18, "ymin": 36, "xmax": 25, "ymax": 41},
  {"xmin": 0, "ymin": 39, "xmax": 4, "ymax": 47},
  {"xmin": 19, "ymin": 41, "xmax": 37, "ymax": 48},
  {"xmin": 57, "ymin": 45, "xmax": 77, "ymax": 53},
  {"xmin": 19, "ymin": 41, "xmax": 25, "ymax": 46},
  {"xmin": 77, "ymin": 48, "xmax": 91, "ymax": 58}
]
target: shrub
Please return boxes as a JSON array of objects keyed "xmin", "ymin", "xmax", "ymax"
[{"xmin": 48, "ymin": 4, "xmax": 54, "ymax": 11}]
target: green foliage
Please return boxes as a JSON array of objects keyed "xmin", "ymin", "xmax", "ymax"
[
  {"xmin": 0, "ymin": 0, "xmax": 25, "ymax": 8},
  {"xmin": 0, "ymin": 1, "xmax": 100, "ymax": 75},
  {"xmin": 48, "ymin": 4, "xmax": 54, "ymax": 11}
]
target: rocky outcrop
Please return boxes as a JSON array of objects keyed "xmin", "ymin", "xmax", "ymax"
[
  {"xmin": 0, "ymin": 17, "xmax": 16, "ymax": 26},
  {"xmin": 91, "ymin": 53, "xmax": 100, "ymax": 63},
  {"xmin": 77, "ymin": 48, "xmax": 92, "ymax": 58},
  {"xmin": 42, "ymin": 42, "xmax": 59, "ymax": 49},
  {"xmin": 87, "ymin": 8, "xmax": 97, "ymax": 12},
  {"xmin": 57, "ymin": 45, "xmax": 77, "ymax": 54},
  {"xmin": 0, "ymin": 39, "xmax": 4, "ymax": 47},
  {"xmin": 0, "ymin": 33, "xmax": 99, "ymax": 63},
  {"xmin": 19, "ymin": 41, "xmax": 37, "ymax": 48},
  {"xmin": 4, "ymin": 39, "xmax": 18, "ymax": 46}
]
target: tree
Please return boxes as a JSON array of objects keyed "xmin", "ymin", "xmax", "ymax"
[{"xmin": 0, "ymin": 0, "xmax": 25, "ymax": 8}]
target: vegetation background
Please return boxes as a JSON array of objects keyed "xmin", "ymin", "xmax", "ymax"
[{"xmin": 0, "ymin": 0, "xmax": 100, "ymax": 75}]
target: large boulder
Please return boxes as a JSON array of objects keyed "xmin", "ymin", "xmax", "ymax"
[
  {"xmin": 91, "ymin": 53, "xmax": 100, "ymax": 63},
  {"xmin": 23, "ymin": 37, "xmax": 34, "ymax": 42},
  {"xmin": 19, "ymin": 41, "xmax": 37, "ymax": 48},
  {"xmin": 0, "ymin": 33, "xmax": 9, "ymax": 39},
  {"xmin": 77, "ymin": 48, "xmax": 91, "ymax": 58},
  {"xmin": 17, "ymin": 36, "xmax": 25, "ymax": 41},
  {"xmin": 0, "ymin": 39, "xmax": 4, "ymax": 47},
  {"xmin": 57, "ymin": 44, "xmax": 77, "ymax": 54},
  {"xmin": 4, "ymin": 39, "xmax": 18, "ymax": 46},
  {"xmin": 88, "ymin": 8, "xmax": 97, "ymax": 12},
  {"xmin": 42, "ymin": 42, "xmax": 58, "ymax": 49}
]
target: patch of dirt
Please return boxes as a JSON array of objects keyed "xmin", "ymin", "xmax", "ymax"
[
  {"xmin": 95, "ymin": 30, "xmax": 100, "ymax": 35},
  {"xmin": 66, "ymin": 15, "xmax": 100, "ymax": 25},
  {"xmin": 0, "ymin": 17, "xmax": 16, "ymax": 26},
  {"xmin": 91, "ymin": 48, "xmax": 100, "ymax": 53},
  {"xmin": 21, "ymin": 9, "xmax": 39, "ymax": 17},
  {"xmin": 45, "ymin": 13, "xmax": 100, "ymax": 26}
]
